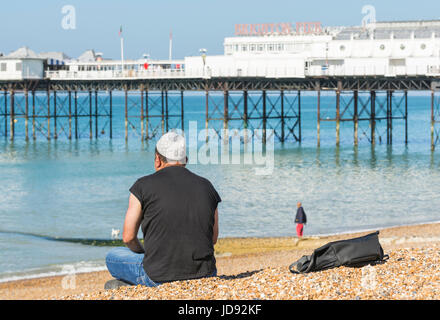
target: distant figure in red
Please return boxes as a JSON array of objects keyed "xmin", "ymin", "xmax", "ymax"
[{"xmin": 295, "ymin": 202, "xmax": 307, "ymax": 238}]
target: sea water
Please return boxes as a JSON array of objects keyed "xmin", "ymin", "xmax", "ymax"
[{"xmin": 0, "ymin": 91, "xmax": 439, "ymax": 280}]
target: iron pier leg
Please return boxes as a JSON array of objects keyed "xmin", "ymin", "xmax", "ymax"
[
  {"xmin": 95, "ymin": 90, "xmax": 98, "ymax": 139},
  {"xmin": 336, "ymin": 89, "xmax": 340, "ymax": 147},
  {"xmin": 125, "ymin": 88, "xmax": 128, "ymax": 141},
  {"xmin": 432, "ymin": 89, "xmax": 435, "ymax": 151},
  {"xmin": 205, "ymin": 90, "xmax": 209, "ymax": 142},
  {"xmin": 89, "ymin": 90, "xmax": 93, "ymax": 139},
  {"xmin": 280, "ymin": 90, "xmax": 285, "ymax": 143},
  {"xmin": 165, "ymin": 91, "xmax": 169, "ymax": 132},
  {"xmin": 317, "ymin": 89, "xmax": 321, "ymax": 147},
  {"xmin": 68, "ymin": 90, "xmax": 72, "ymax": 140},
  {"xmin": 262, "ymin": 90, "xmax": 267, "ymax": 143},
  {"xmin": 47, "ymin": 86, "xmax": 50, "ymax": 140},
  {"xmin": 224, "ymin": 89, "xmax": 229, "ymax": 144},
  {"xmin": 298, "ymin": 90, "xmax": 302, "ymax": 143},
  {"xmin": 109, "ymin": 90, "xmax": 113, "ymax": 139},
  {"xmin": 25, "ymin": 89, "xmax": 29, "ymax": 141},
  {"xmin": 140, "ymin": 86, "xmax": 144, "ymax": 141},
  {"xmin": 145, "ymin": 90, "xmax": 148, "ymax": 140},
  {"xmin": 354, "ymin": 90, "xmax": 358, "ymax": 146},
  {"xmin": 4, "ymin": 90, "xmax": 7, "ymax": 138},
  {"xmin": 405, "ymin": 90, "xmax": 408, "ymax": 145},
  {"xmin": 389, "ymin": 90, "xmax": 393, "ymax": 145},
  {"xmin": 161, "ymin": 91, "xmax": 165, "ymax": 135},
  {"xmin": 243, "ymin": 90, "xmax": 248, "ymax": 143},
  {"xmin": 32, "ymin": 90, "xmax": 35, "ymax": 140},
  {"xmin": 10, "ymin": 89, "xmax": 14, "ymax": 141},
  {"xmin": 54, "ymin": 90, "xmax": 57, "ymax": 139},
  {"xmin": 181, "ymin": 90, "xmax": 184, "ymax": 132},
  {"xmin": 74, "ymin": 91, "xmax": 78, "ymax": 139},
  {"xmin": 243, "ymin": 90, "xmax": 248, "ymax": 129},
  {"xmin": 370, "ymin": 91, "xmax": 376, "ymax": 145}
]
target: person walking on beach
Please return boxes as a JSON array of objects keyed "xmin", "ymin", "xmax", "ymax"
[
  {"xmin": 295, "ymin": 202, "xmax": 307, "ymax": 238},
  {"xmin": 105, "ymin": 131, "xmax": 221, "ymax": 288}
]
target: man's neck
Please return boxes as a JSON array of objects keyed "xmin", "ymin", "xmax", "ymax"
[{"xmin": 156, "ymin": 163, "xmax": 185, "ymax": 172}]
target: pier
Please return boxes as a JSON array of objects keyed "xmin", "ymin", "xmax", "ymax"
[
  {"xmin": 0, "ymin": 76, "xmax": 439, "ymax": 150},
  {"xmin": 1, "ymin": 19, "xmax": 440, "ymax": 149}
]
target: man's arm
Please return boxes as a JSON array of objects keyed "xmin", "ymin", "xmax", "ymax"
[
  {"xmin": 122, "ymin": 193, "xmax": 145, "ymax": 254},
  {"xmin": 213, "ymin": 208, "xmax": 219, "ymax": 245}
]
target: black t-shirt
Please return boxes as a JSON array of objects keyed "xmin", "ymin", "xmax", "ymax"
[{"xmin": 129, "ymin": 166, "xmax": 221, "ymax": 283}]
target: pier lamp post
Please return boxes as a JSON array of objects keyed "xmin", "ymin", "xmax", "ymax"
[{"xmin": 199, "ymin": 48, "xmax": 207, "ymax": 76}]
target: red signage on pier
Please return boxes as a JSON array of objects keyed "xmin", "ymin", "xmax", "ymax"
[{"xmin": 235, "ymin": 22, "xmax": 322, "ymax": 36}]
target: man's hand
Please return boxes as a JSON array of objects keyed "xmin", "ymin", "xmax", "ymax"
[
  {"xmin": 213, "ymin": 208, "xmax": 219, "ymax": 245},
  {"xmin": 122, "ymin": 193, "xmax": 145, "ymax": 254}
]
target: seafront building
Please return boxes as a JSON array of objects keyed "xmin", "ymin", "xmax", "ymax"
[{"xmin": 1, "ymin": 19, "xmax": 440, "ymax": 80}]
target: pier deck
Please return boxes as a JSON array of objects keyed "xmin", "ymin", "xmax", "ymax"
[{"xmin": 0, "ymin": 75, "xmax": 439, "ymax": 150}]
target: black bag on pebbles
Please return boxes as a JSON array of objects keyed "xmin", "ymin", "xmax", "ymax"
[{"xmin": 289, "ymin": 231, "xmax": 389, "ymax": 274}]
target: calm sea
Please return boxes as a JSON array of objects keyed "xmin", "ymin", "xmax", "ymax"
[{"xmin": 0, "ymin": 91, "xmax": 439, "ymax": 281}]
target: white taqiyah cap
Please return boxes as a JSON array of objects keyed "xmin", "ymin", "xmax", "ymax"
[{"xmin": 156, "ymin": 131, "xmax": 186, "ymax": 163}]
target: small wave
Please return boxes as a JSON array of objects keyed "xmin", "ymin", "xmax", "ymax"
[
  {"xmin": 0, "ymin": 260, "xmax": 107, "ymax": 283},
  {"xmin": 0, "ymin": 229, "xmax": 127, "ymax": 247}
]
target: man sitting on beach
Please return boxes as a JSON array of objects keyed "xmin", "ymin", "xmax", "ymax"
[{"xmin": 105, "ymin": 131, "xmax": 221, "ymax": 288}]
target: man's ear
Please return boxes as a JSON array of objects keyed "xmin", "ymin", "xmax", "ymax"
[{"xmin": 154, "ymin": 153, "xmax": 161, "ymax": 170}]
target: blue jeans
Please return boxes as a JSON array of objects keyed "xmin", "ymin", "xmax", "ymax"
[
  {"xmin": 105, "ymin": 247, "xmax": 160, "ymax": 287},
  {"xmin": 106, "ymin": 247, "xmax": 218, "ymax": 287}
]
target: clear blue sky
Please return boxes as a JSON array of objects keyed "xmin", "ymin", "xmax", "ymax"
[{"xmin": 0, "ymin": 0, "xmax": 439, "ymax": 60}]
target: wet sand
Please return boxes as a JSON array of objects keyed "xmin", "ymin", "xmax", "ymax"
[{"xmin": 1, "ymin": 222, "xmax": 440, "ymax": 300}]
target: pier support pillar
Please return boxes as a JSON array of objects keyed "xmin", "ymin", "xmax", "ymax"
[
  {"xmin": 181, "ymin": 90, "xmax": 184, "ymax": 132},
  {"xmin": 298, "ymin": 90, "xmax": 302, "ymax": 143},
  {"xmin": 109, "ymin": 90, "xmax": 113, "ymax": 139},
  {"xmin": 10, "ymin": 89, "xmax": 14, "ymax": 141},
  {"xmin": 54, "ymin": 90, "xmax": 58, "ymax": 139},
  {"xmin": 205, "ymin": 90, "xmax": 209, "ymax": 142},
  {"xmin": 223, "ymin": 89, "xmax": 229, "ymax": 144},
  {"xmin": 124, "ymin": 88, "xmax": 128, "ymax": 141},
  {"xmin": 74, "ymin": 91, "xmax": 78, "ymax": 139},
  {"xmin": 262, "ymin": 90, "xmax": 267, "ymax": 143},
  {"xmin": 24, "ymin": 89, "xmax": 29, "ymax": 141},
  {"xmin": 280, "ymin": 90, "xmax": 285, "ymax": 142},
  {"xmin": 140, "ymin": 86, "xmax": 144, "ymax": 141},
  {"xmin": 336, "ymin": 89, "xmax": 340, "ymax": 147},
  {"xmin": 386, "ymin": 90, "xmax": 393, "ymax": 145},
  {"xmin": 89, "ymin": 90, "xmax": 93, "ymax": 139},
  {"xmin": 68, "ymin": 90, "xmax": 72, "ymax": 140},
  {"xmin": 161, "ymin": 91, "xmax": 165, "ymax": 135},
  {"xmin": 32, "ymin": 90, "xmax": 36, "ymax": 140},
  {"xmin": 165, "ymin": 90, "xmax": 169, "ymax": 132},
  {"xmin": 144, "ymin": 90, "xmax": 148, "ymax": 140},
  {"xmin": 370, "ymin": 90, "xmax": 376, "ymax": 145},
  {"xmin": 3, "ymin": 90, "xmax": 7, "ymax": 138},
  {"xmin": 317, "ymin": 89, "xmax": 321, "ymax": 147},
  {"xmin": 431, "ymin": 89, "xmax": 438, "ymax": 151},
  {"xmin": 47, "ymin": 86, "xmax": 51, "ymax": 140},
  {"xmin": 94, "ymin": 90, "xmax": 98, "ymax": 139},
  {"xmin": 353, "ymin": 90, "xmax": 358, "ymax": 146},
  {"xmin": 405, "ymin": 90, "xmax": 408, "ymax": 145}
]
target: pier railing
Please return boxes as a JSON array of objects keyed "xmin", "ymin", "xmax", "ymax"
[
  {"xmin": 45, "ymin": 65, "xmax": 440, "ymax": 80},
  {"xmin": 46, "ymin": 68, "xmax": 187, "ymax": 80}
]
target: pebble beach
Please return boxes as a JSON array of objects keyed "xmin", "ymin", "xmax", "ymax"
[{"xmin": 1, "ymin": 222, "xmax": 440, "ymax": 300}]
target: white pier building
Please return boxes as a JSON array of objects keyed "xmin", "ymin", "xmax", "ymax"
[{"xmin": 1, "ymin": 19, "xmax": 440, "ymax": 80}]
